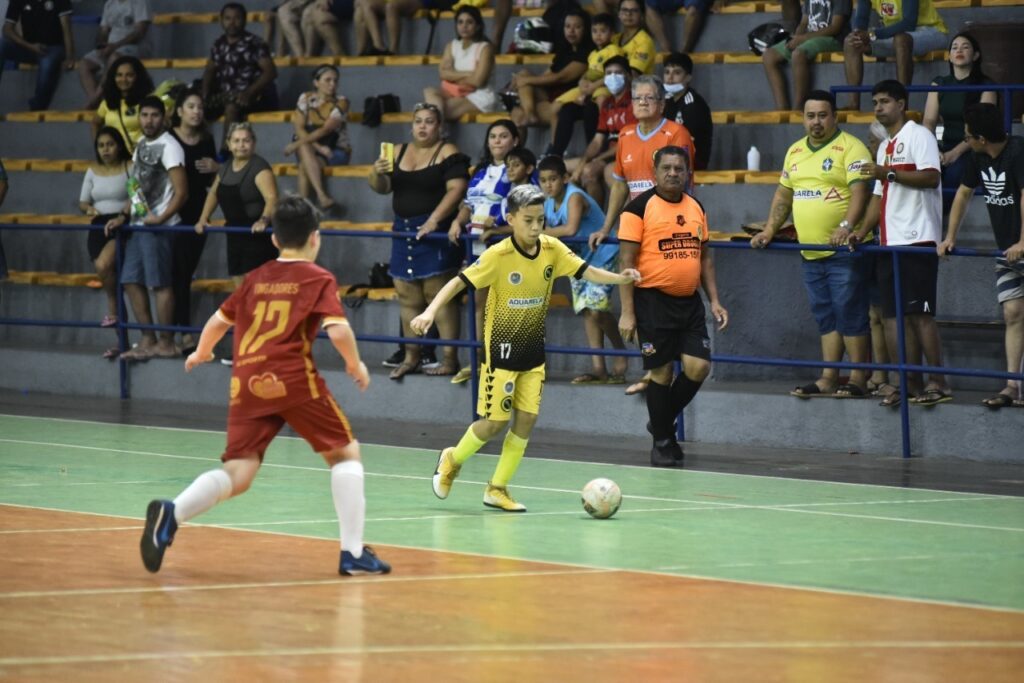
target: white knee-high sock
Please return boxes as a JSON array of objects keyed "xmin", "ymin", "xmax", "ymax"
[
  {"xmin": 173, "ymin": 469, "xmax": 233, "ymax": 523},
  {"xmin": 331, "ymin": 460, "xmax": 365, "ymax": 556}
]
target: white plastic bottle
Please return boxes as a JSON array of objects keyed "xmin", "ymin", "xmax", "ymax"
[{"xmin": 747, "ymin": 146, "xmax": 761, "ymax": 172}]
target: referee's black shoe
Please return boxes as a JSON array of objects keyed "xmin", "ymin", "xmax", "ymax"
[{"xmin": 651, "ymin": 439, "xmax": 683, "ymax": 467}]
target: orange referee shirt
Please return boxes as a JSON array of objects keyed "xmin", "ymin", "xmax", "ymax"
[
  {"xmin": 612, "ymin": 119, "xmax": 695, "ymax": 199},
  {"xmin": 618, "ymin": 187, "xmax": 708, "ymax": 297}
]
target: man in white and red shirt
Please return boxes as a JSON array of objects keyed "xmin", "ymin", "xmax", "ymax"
[{"xmin": 852, "ymin": 79, "xmax": 950, "ymax": 406}]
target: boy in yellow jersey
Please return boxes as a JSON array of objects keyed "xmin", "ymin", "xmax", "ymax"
[
  {"xmin": 411, "ymin": 185, "xmax": 641, "ymax": 511},
  {"xmin": 751, "ymin": 90, "xmax": 873, "ymax": 399}
]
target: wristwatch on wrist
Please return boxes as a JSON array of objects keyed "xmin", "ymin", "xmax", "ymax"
[
  {"xmin": 885, "ymin": 169, "xmax": 897, "ymax": 183},
  {"xmin": 838, "ymin": 220, "xmax": 850, "ymax": 231},
  {"xmin": 868, "ymin": 31, "xmax": 877, "ymax": 42}
]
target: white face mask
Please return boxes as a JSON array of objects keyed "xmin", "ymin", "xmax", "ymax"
[
  {"xmin": 663, "ymin": 82, "xmax": 685, "ymax": 95},
  {"xmin": 604, "ymin": 73, "xmax": 626, "ymax": 95}
]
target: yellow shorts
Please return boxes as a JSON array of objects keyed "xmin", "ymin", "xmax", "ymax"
[
  {"xmin": 554, "ymin": 85, "xmax": 611, "ymax": 105},
  {"xmin": 476, "ymin": 363, "xmax": 545, "ymax": 421}
]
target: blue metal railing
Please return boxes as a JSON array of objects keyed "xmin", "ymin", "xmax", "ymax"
[{"xmin": 1, "ymin": 221, "xmax": 1019, "ymax": 458}]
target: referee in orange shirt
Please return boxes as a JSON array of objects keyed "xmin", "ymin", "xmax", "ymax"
[{"xmin": 618, "ymin": 146, "xmax": 728, "ymax": 466}]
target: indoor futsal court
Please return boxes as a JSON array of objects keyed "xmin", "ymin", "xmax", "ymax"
[{"xmin": 1, "ymin": 403, "xmax": 1023, "ymax": 682}]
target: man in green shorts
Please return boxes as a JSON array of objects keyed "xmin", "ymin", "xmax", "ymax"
[{"xmin": 762, "ymin": 0, "xmax": 852, "ymax": 111}]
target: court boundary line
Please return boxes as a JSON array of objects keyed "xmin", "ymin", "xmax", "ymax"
[
  {"xmin": 3, "ymin": 437, "xmax": 1022, "ymax": 533},
  {"xmin": 2, "ymin": 413, "xmax": 1020, "ymax": 500},
  {"xmin": 3, "ymin": 639, "xmax": 1023, "ymax": 667},
  {"xmin": 3, "ymin": 502, "xmax": 1022, "ymax": 615}
]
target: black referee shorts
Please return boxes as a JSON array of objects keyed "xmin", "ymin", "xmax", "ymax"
[{"xmin": 634, "ymin": 287, "xmax": 712, "ymax": 370}]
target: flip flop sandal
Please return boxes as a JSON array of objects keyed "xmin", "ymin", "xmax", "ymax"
[
  {"xmin": 982, "ymin": 393, "xmax": 1015, "ymax": 410},
  {"xmin": 120, "ymin": 346, "xmax": 154, "ymax": 362},
  {"xmin": 913, "ymin": 388, "xmax": 953, "ymax": 407},
  {"xmin": 878, "ymin": 387, "xmax": 902, "ymax": 408},
  {"xmin": 834, "ymin": 384, "xmax": 869, "ymax": 399},
  {"xmin": 571, "ymin": 373, "xmax": 607, "ymax": 384},
  {"xmin": 424, "ymin": 363, "xmax": 459, "ymax": 377},
  {"xmin": 605, "ymin": 374, "xmax": 627, "ymax": 385},
  {"xmin": 790, "ymin": 383, "xmax": 834, "ymax": 399},
  {"xmin": 388, "ymin": 361, "xmax": 421, "ymax": 380}
]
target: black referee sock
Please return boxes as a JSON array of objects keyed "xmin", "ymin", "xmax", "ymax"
[
  {"xmin": 645, "ymin": 380, "xmax": 675, "ymax": 442},
  {"xmin": 671, "ymin": 373, "xmax": 704, "ymax": 416}
]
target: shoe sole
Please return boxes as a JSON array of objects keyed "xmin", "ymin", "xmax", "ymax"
[
  {"xmin": 140, "ymin": 500, "xmax": 168, "ymax": 573},
  {"xmin": 340, "ymin": 565, "xmax": 392, "ymax": 576},
  {"xmin": 432, "ymin": 449, "xmax": 457, "ymax": 500},
  {"xmin": 483, "ymin": 501, "xmax": 527, "ymax": 512}
]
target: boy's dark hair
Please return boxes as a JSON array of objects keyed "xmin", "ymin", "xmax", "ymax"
[
  {"xmin": 663, "ymin": 52, "xmax": 693, "ymax": 75},
  {"xmin": 537, "ymin": 155, "xmax": 567, "ymax": 176},
  {"xmin": 272, "ymin": 195, "xmax": 320, "ymax": 248},
  {"xmin": 507, "ymin": 145, "xmax": 537, "ymax": 169},
  {"xmin": 221, "ymin": 2, "xmax": 246, "ymax": 18},
  {"xmin": 592, "ymin": 12, "xmax": 616, "ymax": 30},
  {"xmin": 506, "ymin": 185, "xmax": 546, "ymax": 215},
  {"xmin": 138, "ymin": 95, "xmax": 166, "ymax": 115},
  {"xmin": 963, "ymin": 103, "xmax": 1007, "ymax": 143},
  {"xmin": 94, "ymin": 126, "xmax": 132, "ymax": 164},
  {"xmin": 803, "ymin": 89, "xmax": 836, "ymax": 112},
  {"xmin": 872, "ymin": 79, "xmax": 908, "ymax": 106},
  {"xmin": 603, "ymin": 55, "xmax": 631, "ymax": 73},
  {"xmin": 653, "ymin": 145, "xmax": 690, "ymax": 170}
]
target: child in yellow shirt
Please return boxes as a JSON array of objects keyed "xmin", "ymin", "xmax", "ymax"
[{"xmin": 555, "ymin": 13, "xmax": 623, "ymax": 109}]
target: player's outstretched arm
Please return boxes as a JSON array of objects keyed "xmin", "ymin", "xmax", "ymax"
[
  {"xmin": 582, "ymin": 265, "xmax": 641, "ymax": 285},
  {"xmin": 327, "ymin": 322, "xmax": 369, "ymax": 391},
  {"xmin": 185, "ymin": 313, "xmax": 232, "ymax": 371},
  {"xmin": 411, "ymin": 275, "xmax": 467, "ymax": 336}
]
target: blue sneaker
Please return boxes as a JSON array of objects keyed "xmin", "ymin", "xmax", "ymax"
[
  {"xmin": 339, "ymin": 546, "xmax": 391, "ymax": 575},
  {"xmin": 140, "ymin": 499, "xmax": 178, "ymax": 573}
]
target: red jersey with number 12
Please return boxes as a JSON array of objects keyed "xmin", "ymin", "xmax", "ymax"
[{"xmin": 217, "ymin": 259, "xmax": 348, "ymax": 417}]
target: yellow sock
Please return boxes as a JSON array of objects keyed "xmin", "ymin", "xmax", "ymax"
[
  {"xmin": 451, "ymin": 424, "xmax": 488, "ymax": 465},
  {"xmin": 491, "ymin": 431, "xmax": 528, "ymax": 487}
]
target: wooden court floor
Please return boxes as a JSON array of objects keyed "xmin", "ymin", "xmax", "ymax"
[{"xmin": 1, "ymin": 415, "xmax": 1023, "ymax": 681}]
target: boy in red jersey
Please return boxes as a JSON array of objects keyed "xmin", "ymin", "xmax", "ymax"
[{"xmin": 140, "ymin": 195, "xmax": 390, "ymax": 576}]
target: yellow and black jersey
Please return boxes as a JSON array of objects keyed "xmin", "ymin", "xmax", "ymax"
[{"xmin": 459, "ymin": 234, "xmax": 587, "ymax": 371}]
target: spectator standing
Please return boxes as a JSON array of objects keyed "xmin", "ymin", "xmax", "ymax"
[
  {"xmin": 0, "ymin": 0, "xmax": 75, "ymax": 111},
  {"xmin": 169, "ymin": 88, "xmax": 219, "ymax": 355},
  {"xmin": 559, "ymin": 56, "xmax": 635, "ymax": 206},
  {"xmin": 589, "ymin": 75, "xmax": 695, "ymax": 395},
  {"xmin": 422, "ymin": 6, "xmax": 500, "ymax": 121},
  {"xmin": 103, "ymin": 96, "xmax": 189, "ymax": 361},
  {"xmin": 201, "ymin": 3, "xmax": 279, "ymax": 151},
  {"xmin": 509, "ymin": 9, "xmax": 592, "ymax": 130},
  {"xmin": 195, "ymin": 123, "xmax": 279, "ymax": 287},
  {"xmin": 842, "ymin": 0, "xmax": 947, "ymax": 111},
  {"xmin": 662, "ymin": 52, "xmax": 712, "ymax": 171},
  {"xmin": 91, "ymin": 56, "xmax": 155, "ymax": 153},
  {"xmin": 367, "ymin": 103, "xmax": 470, "ymax": 380},
  {"xmin": 939, "ymin": 103, "xmax": 1024, "ymax": 409},
  {"xmin": 147, "ymin": 196, "xmax": 390, "ymax": 577},
  {"xmin": 851, "ymin": 79, "xmax": 950, "ymax": 406},
  {"xmin": 618, "ymin": 147, "xmax": 727, "ymax": 466},
  {"xmin": 540, "ymin": 155, "xmax": 629, "ymax": 384},
  {"xmin": 750, "ymin": 90, "xmax": 873, "ymax": 398},
  {"xmin": 80, "ymin": 127, "xmax": 133, "ymax": 358},
  {"xmin": 78, "ymin": 0, "xmax": 152, "ymax": 109},
  {"xmin": 922, "ymin": 32, "xmax": 998, "ymax": 210},
  {"xmin": 864, "ymin": 120, "xmax": 892, "ymax": 394},
  {"xmin": 762, "ymin": 0, "xmax": 850, "ymax": 112},
  {"xmin": 413, "ymin": 185, "xmax": 639, "ymax": 511},
  {"xmin": 284, "ymin": 65, "xmax": 350, "ymax": 211}
]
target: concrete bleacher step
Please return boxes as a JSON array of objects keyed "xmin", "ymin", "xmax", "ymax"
[{"xmin": 0, "ymin": 343, "xmax": 1019, "ymax": 460}]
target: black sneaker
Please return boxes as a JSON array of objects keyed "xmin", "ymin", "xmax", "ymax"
[
  {"xmin": 140, "ymin": 500, "xmax": 178, "ymax": 573},
  {"xmin": 382, "ymin": 349, "xmax": 404, "ymax": 368},
  {"xmin": 646, "ymin": 421, "xmax": 684, "ymax": 462},
  {"xmin": 651, "ymin": 439, "xmax": 683, "ymax": 467}
]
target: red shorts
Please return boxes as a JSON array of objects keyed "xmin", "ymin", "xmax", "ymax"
[{"xmin": 223, "ymin": 394, "xmax": 354, "ymax": 461}]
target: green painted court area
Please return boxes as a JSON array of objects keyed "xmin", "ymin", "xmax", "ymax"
[{"xmin": 2, "ymin": 414, "xmax": 1022, "ymax": 611}]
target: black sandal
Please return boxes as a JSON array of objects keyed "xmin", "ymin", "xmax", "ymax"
[
  {"xmin": 388, "ymin": 360, "xmax": 421, "ymax": 380},
  {"xmin": 982, "ymin": 393, "xmax": 1015, "ymax": 410}
]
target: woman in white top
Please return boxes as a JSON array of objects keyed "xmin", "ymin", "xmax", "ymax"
[
  {"xmin": 79, "ymin": 126, "xmax": 133, "ymax": 355},
  {"xmin": 422, "ymin": 5, "xmax": 499, "ymax": 121}
]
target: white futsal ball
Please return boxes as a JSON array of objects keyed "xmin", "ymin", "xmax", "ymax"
[{"xmin": 581, "ymin": 478, "xmax": 622, "ymax": 519}]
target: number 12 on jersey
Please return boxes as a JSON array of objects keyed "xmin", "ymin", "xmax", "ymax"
[{"xmin": 238, "ymin": 300, "xmax": 292, "ymax": 356}]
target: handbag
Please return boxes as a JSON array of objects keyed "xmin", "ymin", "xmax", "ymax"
[{"xmin": 361, "ymin": 94, "xmax": 401, "ymax": 128}]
